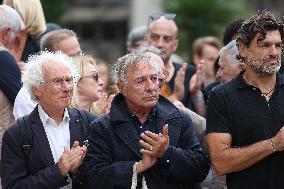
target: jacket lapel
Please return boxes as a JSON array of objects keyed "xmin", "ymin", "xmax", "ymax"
[
  {"xmin": 113, "ymin": 121, "xmax": 142, "ymax": 158},
  {"xmin": 29, "ymin": 106, "xmax": 55, "ymax": 166},
  {"xmin": 68, "ymin": 109, "xmax": 83, "ymax": 147}
]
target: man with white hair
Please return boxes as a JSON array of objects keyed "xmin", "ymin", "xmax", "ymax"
[
  {"xmin": 1, "ymin": 51, "xmax": 94, "ymax": 189},
  {"xmin": 0, "ymin": 5, "xmax": 24, "ymax": 182},
  {"xmin": 13, "ymin": 29, "xmax": 82, "ymax": 119},
  {"xmin": 87, "ymin": 49, "xmax": 209, "ymax": 189},
  {"xmin": 0, "ymin": 5, "xmax": 23, "ymax": 123},
  {"xmin": 216, "ymin": 40, "xmax": 245, "ymax": 83}
]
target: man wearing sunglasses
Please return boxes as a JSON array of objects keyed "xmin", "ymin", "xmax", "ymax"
[{"xmin": 145, "ymin": 13, "xmax": 202, "ymax": 114}]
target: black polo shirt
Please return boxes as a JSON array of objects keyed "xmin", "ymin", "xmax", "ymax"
[
  {"xmin": 128, "ymin": 107, "xmax": 158, "ymax": 134},
  {"xmin": 206, "ymin": 72, "xmax": 284, "ymax": 189}
]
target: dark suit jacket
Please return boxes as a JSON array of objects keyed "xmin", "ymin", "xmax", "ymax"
[
  {"xmin": 87, "ymin": 93, "xmax": 210, "ymax": 189},
  {"xmin": 1, "ymin": 106, "xmax": 96, "ymax": 189}
]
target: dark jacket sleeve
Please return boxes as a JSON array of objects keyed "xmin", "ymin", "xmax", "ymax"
[
  {"xmin": 0, "ymin": 51, "xmax": 22, "ymax": 104},
  {"xmin": 1, "ymin": 124, "xmax": 68, "ymax": 189},
  {"xmin": 87, "ymin": 118, "xmax": 135, "ymax": 189},
  {"xmin": 158, "ymin": 111, "xmax": 210, "ymax": 183}
]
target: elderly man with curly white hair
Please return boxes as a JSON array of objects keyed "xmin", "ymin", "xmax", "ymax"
[{"xmin": 1, "ymin": 51, "xmax": 95, "ymax": 189}]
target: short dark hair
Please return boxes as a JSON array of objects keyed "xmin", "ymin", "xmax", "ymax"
[
  {"xmin": 236, "ymin": 10, "xmax": 284, "ymax": 62},
  {"xmin": 237, "ymin": 11, "xmax": 284, "ymax": 47},
  {"xmin": 223, "ymin": 18, "xmax": 244, "ymax": 45}
]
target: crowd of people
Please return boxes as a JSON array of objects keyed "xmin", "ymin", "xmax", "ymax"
[{"xmin": 0, "ymin": 0, "xmax": 284, "ymax": 189}]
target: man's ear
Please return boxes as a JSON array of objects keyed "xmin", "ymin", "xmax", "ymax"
[
  {"xmin": 32, "ymin": 85, "xmax": 41, "ymax": 100},
  {"xmin": 2, "ymin": 28, "xmax": 10, "ymax": 45},
  {"xmin": 238, "ymin": 42, "xmax": 249, "ymax": 60},
  {"xmin": 173, "ymin": 38, "xmax": 179, "ymax": 52},
  {"xmin": 117, "ymin": 82, "xmax": 124, "ymax": 93},
  {"xmin": 238, "ymin": 63, "xmax": 246, "ymax": 71},
  {"xmin": 10, "ymin": 35, "xmax": 23, "ymax": 61}
]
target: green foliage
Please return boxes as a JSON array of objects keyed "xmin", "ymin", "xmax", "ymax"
[
  {"xmin": 41, "ymin": 0, "xmax": 68, "ymax": 24},
  {"xmin": 165, "ymin": 0, "xmax": 253, "ymax": 61}
]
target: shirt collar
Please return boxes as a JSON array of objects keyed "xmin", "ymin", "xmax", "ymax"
[
  {"xmin": 236, "ymin": 71, "xmax": 284, "ymax": 90},
  {"xmin": 127, "ymin": 104, "xmax": 157, "ymax": 123},
  {"xmin": 38, "ymin": 104, "xmax": 70, "ymax": 126}
]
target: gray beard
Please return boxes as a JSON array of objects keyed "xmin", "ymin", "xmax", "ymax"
[{"xmin": 249, "ymin": 57, "xmax": 281, "ymax": 76}]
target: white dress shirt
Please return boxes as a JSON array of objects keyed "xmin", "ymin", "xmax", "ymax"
[
  {"xmin": 13, "ymin": 86, "xmax": 36, "ymax": 119},
  {"xmin": 38, "ymin": 105, "xmax": 72, "ymax": 189}
]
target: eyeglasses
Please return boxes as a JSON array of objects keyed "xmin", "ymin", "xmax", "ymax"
[
  {"xmin": 41, "ymin": 76, "xmax": 74, "ymax": 89},
  {"xmin": 148, "ymin": 13, "xmax": 176, "ymax": 24},
  {"xmin": 81, "ymin": 72, "xmax": 100, "ymax": 82}
]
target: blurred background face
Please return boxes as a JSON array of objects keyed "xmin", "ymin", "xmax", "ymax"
[
  {"xmin": 146, "ymin": 18, "xmax": 178, "ymax": 64},
  {"xmin": 55, "ymin": 36, "xmax": 81, "ymax": 57},
  {"xmin": 201, "ymin": 44, "xmax": 220, "ymax": 78},
  {"xmin": 217, "ymin": 51, "xmax": 242, "ymax": 82},
  {"xmin": 96, "ymin": 62, "xmax": 110, "ymax": 92},
  {"xmin": 77, "ymin": 63, "xmax": 104, "ymax": 102}
]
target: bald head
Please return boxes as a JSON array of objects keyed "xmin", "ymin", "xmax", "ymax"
[
  {"xmin": 148, "ymin": 17, "xmax": 178, "ymax": 37},
  {"xmin": 146, "ymin": 17, "xmax": 179, "ymax": 64}
]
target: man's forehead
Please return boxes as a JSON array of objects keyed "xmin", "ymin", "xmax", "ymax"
[
  {"xmin": 149, "ymin": 18, "xmax": 177, "ymax": 35},
  {"xmin": 127, "ymin": 60, "xmax": 155, "ymax": 75},
  {"xmin": 42, "ymin": 61, "xmax": 71, "ymax": 74},
  {"xmin": 256, "ymin": 30, "xmax": 282, "ymax": 42}
]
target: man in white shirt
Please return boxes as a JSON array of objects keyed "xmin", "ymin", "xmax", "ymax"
[
  {"xmin": 13, "ymin": 29, "xmax": 82, "ymax": 119},
  {"xmin": 1, "ymin": 51, "xmax": 94, "ymax": 189}
]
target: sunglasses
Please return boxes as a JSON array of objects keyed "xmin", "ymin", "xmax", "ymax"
[
  {"xmin": 148, "ymin": 13, "xmax": 176, "ymax": 24},
  {"xmin": 81, "ymin": 72, "xmax": 100, "ymax": 81}
]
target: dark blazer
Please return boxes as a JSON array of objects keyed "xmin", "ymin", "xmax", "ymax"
[
  {"xmin": 1, "ymin": 106, "xmax": 96, "ymax": 189},
  {"xmin": 87, "ymin": 94, "xmax": 210, "ymax": 189}
]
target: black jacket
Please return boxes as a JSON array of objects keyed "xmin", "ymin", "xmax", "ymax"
[
  {"xmin": 87, "ymin": 93, "xmax": 210, "ymax": 189},
  {"xmin": 1, "ymin": 107, "xmax": 96, "ymax": 189}
]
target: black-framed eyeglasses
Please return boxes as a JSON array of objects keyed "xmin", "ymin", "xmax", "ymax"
[
  {"xmin": 148, "ymin": 13, "xmax": 176, "ymax": 24},
  {"xmin": 81, "ymin": 71, "xmax": 100, "ymax": 82}
]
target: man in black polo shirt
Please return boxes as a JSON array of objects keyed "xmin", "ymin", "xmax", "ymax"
[{"xmin": 206, "ymin": 11, "xmax": 284, "ymax": 189}]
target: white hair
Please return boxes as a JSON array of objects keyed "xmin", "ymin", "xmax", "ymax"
[
  {"xmin": 0, "ymin": 5, "xmax": 25, "ymax": 33},
  {"xmin": 126, "ymin": 25, "xmax": 147, "ymax": 51},
  {"xmin": 113, "ymin": 45, "xmax": 162, "ymax": 84},
  {"xmin": 219, "ymin": 40, "xmax": 240, "ymax": 64},
  {"xmin": 22, "ymin": 51, "xmax": 79, "ymax": 102}
]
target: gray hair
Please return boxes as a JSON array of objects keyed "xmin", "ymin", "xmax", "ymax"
[
  {"xmin": 22, "ymin": 51, "xmax": 78, "ymax": 102},
  {"xmin": 219, "ymin": 40, "xmax": 240, "ymax": 64},
  {"xmin": 0, "ymin": 5, "xmax": 24, "ymax": 35},
  {"xmin": 126, "ymin": 25, "xmax": 147, "ymax": 51},
  {"xmin": 40, "ymin": 29, "xmax": 78, "ymax": 51},
  {"xmin": 114, "ymin": 46, "xmax": 162, "ymax": 84}
]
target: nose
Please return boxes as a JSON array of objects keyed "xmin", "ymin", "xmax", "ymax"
[
  {"xmin": 145, "ymin": 78, "xmax": 157, "ymax": 91},
  {"xmin": 157, "ymin": 37, "xmax": 165, "ymax": 48},
  {"xmin": 268, "ymin": 44, "xmax": 281, "ymax": 56},
  {"xmin": 98, "ymin": 77, "xmax": 104, "ymax": 86}
]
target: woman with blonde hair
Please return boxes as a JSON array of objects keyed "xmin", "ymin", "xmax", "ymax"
[{"xmin": 71, "ymin": 55, "xmax": 113, "ymax": 115}]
